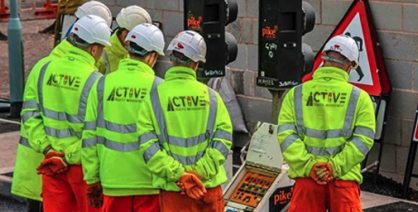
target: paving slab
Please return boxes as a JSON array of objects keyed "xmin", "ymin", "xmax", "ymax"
[
  {"xmin": 0, "ymin": 131, "xmax": 19, "ymax": 169},
  {"xmin": 361, "ymin": 189, "xmax": 418, "ymax": 210}
]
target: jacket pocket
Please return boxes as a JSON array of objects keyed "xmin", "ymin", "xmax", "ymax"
[
  {"xmin": 202, "ymin": 192, "xmax": 223, "ymax": 204},
  {"xmin": 334, "ymin": 180, "xmax": 356, "ymax": 188},
  {"xmin": 333, "ymin": 180, "xmax": 361, "ymax": 204}
]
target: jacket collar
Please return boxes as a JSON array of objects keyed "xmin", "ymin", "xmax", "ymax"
[
  {"xmin": 117, "ymin": 58, "xmax": 154, "ymax": 75},
  {"xmin": 164, "ymin": 66, "xmax": 197, "ymax": 81},
  {"xmin": 312, "ymin": 66, "xmax": 349, "ymax": 82},
  {"xmin": 50, "ymin": 39, "xmax": 73, "ymax": 59},
  {"xmin": 64, "ymin": 46, "xmax": 96, "ymax": 66}
]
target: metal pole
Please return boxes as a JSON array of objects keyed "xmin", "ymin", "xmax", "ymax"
[
  {"xmin": 402, "ymin": 139, "xmax": 417, "ymax": 199},
  {"xmin": 7, "ymin": 0, "xmax": 24, "ymax": 118},
  {"xmin": 0, "ymin": 117, "xmax": 20, "ymax": 125},
  {"xmin": 269, "ymin": 90, "xmax": 285, "ymax": 125}
]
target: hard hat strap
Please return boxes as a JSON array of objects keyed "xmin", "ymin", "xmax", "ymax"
[
  {"xmin": 167, "ymin": 54, "xmax": 192, "ymax": 65},
  {"xmin": 322, "ymin": 56, "xmax": 350, "ymax": 66},
  {"xmin": 69, "ymin": 36, "xmax": 90, "ymax": 48},
  {"xmin": 125, "ymin": 46, "xmax": 149, "ymax": 56}
]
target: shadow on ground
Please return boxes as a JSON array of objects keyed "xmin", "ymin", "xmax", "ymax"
[
  {"xmin": 0, "ymin": 197, "xmax": 25, "ymax": 212},
  {"xmin": 364, "ymin": 201, "xmax": 418, "ymax": 212}
]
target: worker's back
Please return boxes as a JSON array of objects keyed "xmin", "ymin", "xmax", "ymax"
[
  {"xmin": 300, "ymin": 66, "xmax": 359, "ymax": 143},
  {"xmin": 279, "ymin": 65, "xmax": 375, "ymax": 183},
  {"xmin": 38, "ymin": 47, "xmax": 100, "ymax": 164},
  {"xmin": 84, "ymin": 58, "xmax": 162, "ymax": 195},
  {"xmin": 139, "ymin": 65, "xmax": 232, "ymax": 191}
]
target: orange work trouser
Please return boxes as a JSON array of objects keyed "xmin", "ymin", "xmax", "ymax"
[
  {"xmin": 160, "ymin": 185, "xmax": 224, "ymax": 212},
  {"xmin": 42, "ymin": 165, "xmax": 100, "ymax": 212},
  {"xmin": 288, "ymin": 178, "xmax": 362, "ymax": 212},
  {"xmin": 102, "ymin": 194, "xmax": 160, "ymax": 212}
]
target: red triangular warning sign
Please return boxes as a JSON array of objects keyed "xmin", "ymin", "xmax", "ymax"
[{"xmin": 303, "ymin": 0, "xmax": 389, "ymax": 97}]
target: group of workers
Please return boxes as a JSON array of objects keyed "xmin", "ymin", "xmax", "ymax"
[
  {"xmin": 7, "ymin": 1, "xmax": 376, "ymax": 212},
  {"xmin": 11, "ymin": 1, "xmax": 232, "ymax": 212}
]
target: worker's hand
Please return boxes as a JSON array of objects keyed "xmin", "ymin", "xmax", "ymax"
[
  {"xmin": 310, "ymin": 162, "xmax": 333, "ymax": 185},
  {"xmin": 36, "ymin": 161, "xmax": 55, "ymax": 176},
  {"xmin": 36, "ymin": 156, "xmax": 68, "ymax": 176},
  {"xmin": 86, "ymin": 182, "xmax": 103, "ymax": 209},
  {"xmin": 315, "ymin": 167, "xmax": 328, "ymax": 181},
  {"xmin": 45, "ymin": 149, "xmax": 65, "ymax": 159},
  {"xmin": 177, "ymin": 171, "xmax": 201, "ymax": 193},
  {"xmin": 177, "ymin": 172, "xmax": 207, "ymax": 200}
]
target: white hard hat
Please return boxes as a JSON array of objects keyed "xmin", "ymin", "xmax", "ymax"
[
  {"xmin": 71, "ymin": 15, "xmax": 112, "ymax": 47},
  {"xmin": 116, "ymin": 5, "xmax": 152, "ymax": 31},
  {"xmin": 323, "ymin": 34, "xmax": 359, "ymax": 69},
  {"xmin": 125, "ymin": 23, "xmax": 165, "ymax": 56},
  {"xmin": 167, "ymin": 30, "xmax": 207, "ymax": 63},
  {"xmin": 75, "ymin": 1, "xmax": 113, "ymax": 27}
]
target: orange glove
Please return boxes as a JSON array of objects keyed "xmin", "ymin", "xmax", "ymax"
[
  {"xmin": 37, "ymin": 156, "xmax": 68, "ymax": 176},
  {"xmin": 315, "ymin": 167, "xmax": 329, "ymax": 181},
  {"xmin": 309, "ymin": 162, "xmax": 333, "ymax": 185},
  {"xmin": 177, "ymin": 172, "xmax": 207, "ymax": 200},
  {"xmin": 86, "ymin": 182, "xmax": 103, "ymax": 209}
]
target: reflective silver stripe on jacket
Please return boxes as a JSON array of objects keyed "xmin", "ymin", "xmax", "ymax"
[
  {"xmin": 21, "ymin": 111, "xmax": 41, "ymax": 122},
  {"xmin": 280, "ymin": 85, "xmax": 371, "ymax": 156},
  {"xmin": 142, "ymin": 87, "xmax": 231, "ymax": 165},
  {"xmin": 82, "ymin": 136, "xmax": 140, "ymax": 152},
  {"xmin": 19, "ymin": 137, "xmax": 30, "ymax": 147},
  {"xmin": 22, "ymin": 100, "xmax": 38, "ymax": 109},
  {"xmin": 82, "ymin": 76, "xmax": 162, "ymax": 150},
  {"xmin": 34, "ymin": 62, "xmax": 100, "ymax": 138},
  {"xmin": 139, "ymin": 129, "xmax": 232, "ymax": 148}
]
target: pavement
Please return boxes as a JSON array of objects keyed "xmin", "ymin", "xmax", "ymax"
[{"xmin": 1, "ymin": 130, "xmax": 418, "ymax": 211}]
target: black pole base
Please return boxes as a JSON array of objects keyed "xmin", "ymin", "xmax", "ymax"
[
  {"xmin": 10, "ymin": 101, "xmax": 22, "ymax": 119},
  {"xmin": 27, "ymin": 199, "xmax": 43, "ymax": 212}
]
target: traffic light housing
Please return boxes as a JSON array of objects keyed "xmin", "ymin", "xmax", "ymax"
[
  {"xmin": 257, "ymin": 0, "xmax": 316, "ymax": 90},
  {"xmin": 184, "ymin": 0, "xmax": 238, "ymax": 78}
]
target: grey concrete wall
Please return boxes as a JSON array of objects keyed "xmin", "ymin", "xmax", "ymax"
[{"xmin": 102, "ymin": 0, "xmax": 418, "ymax": 186}]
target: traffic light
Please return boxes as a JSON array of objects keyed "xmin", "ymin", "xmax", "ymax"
[
  {"xmin": 184, "ymin": 0, "xmax": 238, "ymax": 78},
  {"xmin": 257, "ymin": 0, "xmax": 316, "ymax": 89}
]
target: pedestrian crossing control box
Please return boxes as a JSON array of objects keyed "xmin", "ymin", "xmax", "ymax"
[{"xmin": 223, "ymin": 122, "xmax": 294, "ymax": 212}]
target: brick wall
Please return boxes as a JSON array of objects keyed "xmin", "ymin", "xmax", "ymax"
[{"xmin": 101, "ymin": 0, "xmax": 418, "ymax": 187}]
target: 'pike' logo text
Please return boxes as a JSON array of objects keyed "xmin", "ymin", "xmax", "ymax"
[
  {"xmin": 262, "ymin": 25, "xmax": 279, "ymax": 40},
  {"xmin": 167, "ymin": 96, "xmax": 206, "ymax": 112},
  {"xmin": 187, "ymin": 16, "xmax": 202, "ymax": 31},
  {"xmin": 46, "ymin": 74, "xmax": 80, "ymax": 91},
  {"xmin": 273, "ymin": 188, "xmax": 292, "ymax": 205},
  {"xmin": 107, "ymin": 87, "xmax": 148, "ymax": 102}
]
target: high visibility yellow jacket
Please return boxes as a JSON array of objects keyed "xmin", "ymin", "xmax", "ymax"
[
  {"xmin": 21, "ymin": 47, "xmax": 101, "ymax": 165},
  {"xmin": 81, "ymin": 58, "xmax": 162, "ymax": 196},
  {"xmin": 137, "ymin": 66, "xmax": 233, "ymax": 191},
  {"xmin": 277, "ymin": 66, "xmax": 376, "ymax": 183},
  {"xmin": 11, "ymin": 40, "xmax": 75, "ymax": 201},
  {"xmin": 96, "ymin": 30, "xmax": 128, "ymax": 75},
  {"xmin": 11, "ymin": 128, "xmax": 44, "ymax": 201}
]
